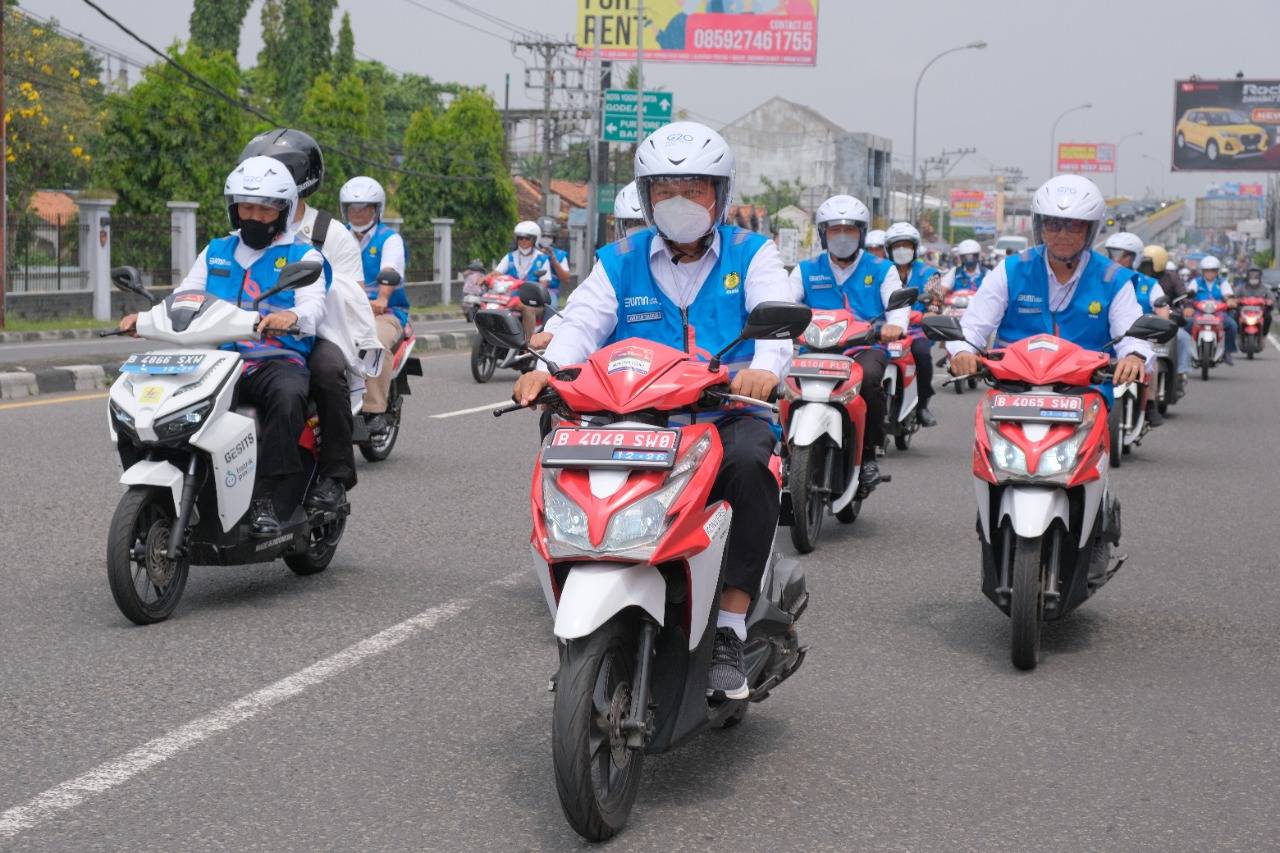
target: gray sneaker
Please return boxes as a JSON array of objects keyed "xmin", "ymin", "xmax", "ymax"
[{"xmin": 706, "ymin": 627, "xmax": 749, "ymax": 699}]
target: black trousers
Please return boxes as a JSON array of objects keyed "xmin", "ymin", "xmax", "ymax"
[
  {"xmin": 707, "ymin": 417, "xmax": 779, "ymax": 597},
  {"xmin": 236, "ymin": 359, "xmax": 310, "ymax": 482},
  {"xmin": 852, "ymin": 348, "xmax": 886, "ymax": 451},
  {"xmin": 308, "ymin": 339, "xmax": 356, "ymax": 488},
  {"xmin": 911, "ymin": 336, "xmax": 934, "ymax": 407}
]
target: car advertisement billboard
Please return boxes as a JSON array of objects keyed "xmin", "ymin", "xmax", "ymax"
[
  {"xmin": 577, "ymin": 0, "xmax": 819, "ymax": 66},
  {"xmin": 949, "ymin": 190, "xmax": 997, "ymax": 234},
  {"xmin": 1057, "ymin": 143, "xmax": 1116, "ymax": 174},
  {"xmin": 1173, "ymin": 79, "xmax": 1280, "ymax": 171}
]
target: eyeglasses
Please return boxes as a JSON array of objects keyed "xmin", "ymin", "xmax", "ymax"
[{"xmin": 1041, "ymin": 217, "xmax": 1090, "ymax": 234}]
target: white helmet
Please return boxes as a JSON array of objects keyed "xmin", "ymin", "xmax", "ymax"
[
  {"xmin": 634, "ymin": 121, "xmax": 734, "ymax": 242},
  {"xmin": 956, "ymin": 238, "xmax": 981, "ymax": 256},
  {"xmin": 865, "ymin": 229, "xmax": 887, "ymax": 249},
  {"xmin": 814, "ymin": 194, "xmax": 870, "ymax": 252},
  {"xmin": 1200, "ymin": 255, "xmax": 1221, "ymax": 271},
  {"xmin": 884, "ymin": 222, "xmax": 921, "ymax": 248},
  {"xmin": 1031, "ymin": 174, "xmax": 1107, "ymax": 251},
  {"xmin": 224, "ymin": 155, "xmax": 298, "ymax": 237},
  {"xmin": 1165, "ymin": 260, "xmax": 1177, "ymax": 272},
  {"xmin": 339, "ymin": 176, "xmax": 386, "ymax": 233},
  {"xmin": 513, "ymin": 220, "xmax": 542, "ymax": 241},
  {"xmin": 1103, "ymin": 231, "xmax": 1145, "ymax": 266},
  {"xmin": 613, "ymin": 181, "xmax": 646, "ymax": 239}
]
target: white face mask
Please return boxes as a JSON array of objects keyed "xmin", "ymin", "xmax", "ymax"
[
  {"xmin": 827, "ymin": 234, "xmax": 859, "ymax": 260},
  {"xmin": 349, "ymin": 219, "xmax": 375, "ymax": 235},
  {"xmin": 652, "ymin": 195, "xmax": 713, "ymax": 244},
  {"xmin": 891, "ymin": 247, "xmax": 916, "ymax": 266}
]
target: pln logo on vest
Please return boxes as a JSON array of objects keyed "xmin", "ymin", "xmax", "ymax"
[
  {"xmin": 369, "ymin": 246, "xmax": 379, "ymax": 256},
  {"xmin": 274, "ymin": 256, "xmax": 287, "ymax": 269},
  {"xmin": 863, "ymin": 274, "xmax": 874, "ymax": 287},
  {"xmin": 1088, "ymin": 300, "xmax": 1103, "ymax": 316},
  {"xmin": 723, "ymin": 272, "xmax": 741, "ymax": 293}
]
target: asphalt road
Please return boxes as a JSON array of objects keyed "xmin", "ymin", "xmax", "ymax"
[{"xmin": 1, "ymin": 343, "xmax": 1278, "ymax": 851}]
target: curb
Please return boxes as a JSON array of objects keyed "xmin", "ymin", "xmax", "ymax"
[{"xmin": 0, "ymin": 364, "xmax": 110, "ymax": 400}]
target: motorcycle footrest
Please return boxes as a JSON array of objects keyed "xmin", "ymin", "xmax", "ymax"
[
  {"xmin": 749, "ymin": 644, "xmax": 807, "ymax": 704},
  {"xmin": 789, "ymin": 590, "xmax": 810, "ymax": 621}
]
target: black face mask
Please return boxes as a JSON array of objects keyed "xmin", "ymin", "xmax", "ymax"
[{"xmin": 239, "ymin": 216, "xmax": 283, "ymax": 250}]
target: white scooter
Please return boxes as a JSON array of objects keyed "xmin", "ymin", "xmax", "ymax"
[{"xmin": 103, "ymin": 264, "xmax": 349, "ymax": 624}]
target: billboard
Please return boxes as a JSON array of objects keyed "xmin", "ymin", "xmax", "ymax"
[
  {"xmin": 1173, "ymin": 79, "xmax": 1280, "ymax": 171},
  {"xmin": 1057, "ymin": 143, "xmax": 1116, "ymax": 174},
  {"xmin": 577, "ymin": 1, "xmax": 819, "ymax": 66},
  {"xmin": 949, "ymin": 190, "xmax": 997, "ymax": 234}
]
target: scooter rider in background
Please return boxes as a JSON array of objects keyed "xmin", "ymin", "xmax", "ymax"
[
  {"xmin": 514, "ymin": 121, "xmax": 795, "ymax": 700},
  {"xmin": 939, "ymin": 238, "xmax": 987, "ymax": 294},
  {"xmin": 865, "ymin": 228, "xmax": 887, "ymax": 260},
  {"xmin": 238, "ymin": 129, "xmax": 379, "ymax": 512},
  {"xmin": 119, "ymin": 157, "xmax": 332, "ymax": 536},
  {"xmin": 536, "ymin": 216, "xmax": 572, "ymax": 308},
  {"xmin": 1142, "ymin": 244, "xmax": 1193, "ymax": 391},
  {"xmin": 495, "ymin": 221, "xmax": 554, "ymax": 340},
  {"xmin": 884, "ymin": 221, "xmax": 939, "ymax": 427},
  {"xmin": 788, "ymin": 194, "xmax": 906, "ymax": 490},
  {"xmin": 341, "ymin": 176, "xmax": 408, "ymax": 437},
  {"xmin": 1188, "ymin": 255, "xmax": 1237, "ymax": 365},
  {"xmin": 947, "ymin": 174, "xmax": 1151, "ymax": 392},
  {"xmin": 1234, "ymin": 266, "xmax": 1274, "ymax": 336},
  {"xmin": 1105, "ymin": 231, "xmax": 1165, "ymax": 425}
]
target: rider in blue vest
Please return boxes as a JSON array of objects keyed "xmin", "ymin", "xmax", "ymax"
[
  {"xmin": 884, "ymin": 221, "xmax": 940, "ymax": 427},
  {"xmin": 516, "ymin": 122, "xmax": 796, "ymax": 701},
  {"xmin": 118, "ymin": 157, "xmax": 331, "ymax": 538},
  {"xmin": 1188, "ymin": 255, "xmax": 1237, "ymax": 364},
  {"xmin": 1103, "ymin": 231, "xmax": 1167, "ymax": 424},
  {"xmin": 536, "ymin": 216, "xmax": 572, "ymax": 308},
  {"xmin": 495, "ymin": 220, "xmax": 554, "ymax": 340},
  {"xmin": 340, "ymin": 176, "xmax": 409, "ymax": 436},
  {"xmin": 947, "ymin": 175, "xmax": 1153, "ymax": 403},
  {"xmin": 942, "ymin": 238, "xmax": 987, "ymax": 293},
  {"xmin": 789, "ymin": 194, "xmax": 909, "ymax": 487}
]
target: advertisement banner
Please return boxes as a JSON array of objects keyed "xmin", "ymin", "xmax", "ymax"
[
  {"xmin": 949, "ymin": 190, "xmax": 997, "ymax": 234},
  {"xmin": 1057, "ymin": 143, "xmax": 1116, "ymax": 174},
  {"xmin": 577, "ymin": 1, "xmax": 819, "ymax": 66},
  {"xmin": 1205, "ymin": 181, "xmax": 1264, "ymax": 198},
  {"xmin": 1173, "ymin": 79, "xmax": 1280, "ymax": 171}
]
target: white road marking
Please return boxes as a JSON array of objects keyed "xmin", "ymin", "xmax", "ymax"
[
  {"xmin": 1268, "ymin": 333, "xmax": 1280, "ymax": 353},
  {"xmin": 0, "ymin": 572, "xmax": 525, "ymax": 841},
  {"xmin": 429, "ymin": 400, "xmax": 510, "ymax": 419}
]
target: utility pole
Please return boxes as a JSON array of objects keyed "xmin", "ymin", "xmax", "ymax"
[
  {"xmin": 586, "ymin": 16, "xmax": 603, "ymax": 257},
  {"xmin": 1, "ymin": 7, "xmax": 7, "ymax": 329},
  {"xmin": 635, "ymin": 0, "xmax": 645, "ymax": 144},
  {"xmin": 540, "ymin": 45, "xmax": 554, "ymax": 216},
  {"xmin": 514, "ymin": 38, "xmax": 584, "ymax": 217}
]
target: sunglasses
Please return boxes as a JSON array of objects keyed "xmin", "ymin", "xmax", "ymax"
[
  {"xmin": 516, "ymin": 235, "xmax": 534, "ymax": 241},
  {"xmin": 1041, "ymin": 217, "xmax": 1090, "ymax": 234}
]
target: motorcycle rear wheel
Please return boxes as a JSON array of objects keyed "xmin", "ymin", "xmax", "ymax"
[
  {"xmin": 107, "ymin": 486, "xmax": 189, "ymax": 625},
  {"xmin": 552, "ymin": 615, "xmax": 644, "ymax": 842},
  {"xmin": 358, "ymin": 384, "xmax": 401, "ymax": 462},
  {"xmin": 787, "ymin": 443, "xmax": 825, "ymax": 553},
  {"xmin": 1009, "ymin": 534, "xmax": 1044, "ymax": 671},
  {"xmin": 284, "ymin": 509, "xmax": 345, "ymax": 576},
  {"xmin": 470, "ymin": 337, "xmax": 498, "ymax": 383},
  {"xmin": 835, "ymin": 498, "xmax": 861, "ymax": 524},
  {"xmin": 894, "ymin": 417, "xmax": 914, "ymax": 451}
]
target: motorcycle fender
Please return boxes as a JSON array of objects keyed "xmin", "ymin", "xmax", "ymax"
[
  {"xmin": 899, "ymin": 374, "xmax": 919, "ymax": 420},
  {"xmin": 975, "ymin": 478, "xmax": 993, "ymax": 542},
  {"xmin": 1079, "ymin": 478, "xmax": 1105, "ymax": 547},
  {"xmin": 119, "ymin": 459, "xmax": 184, "ymax": 513},
  {"xmin": 1198, "ymin": 330, "xmax": 1217, "ymax": 345},
  {"xmin": 787, "ymin": 403, "xmax": 842, "ymax": 448},
  {"xmin": 554, "ymin": 562, "xmax": 666, "ymax": 642},
  {"xmin": 998, "ymin": 485, "xmax": 1068, "ymax": 539}
]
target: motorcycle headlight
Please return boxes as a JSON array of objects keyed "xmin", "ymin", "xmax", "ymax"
[
  {"xmin": 1034, "ymin": 437, "xmax": 1080, "ymax": 476},
  {"xmin": 154, "ymin": 401, "xmax": 213, "ymax": 440},
  {"xmin": 809, "ymin": 320, "xmax": 848, "ymax": 350},
  {"xmin": 109, "ymin": 400, "xmax": 135, "ymax": 428},
  {"xmin": 951, "ymin": 295, "xmax": 970, "ymax": 308},
  {"xmin": 542, "ymin": 474, "xmax": 592, "ymax": 552},
  {"xmin": 988, "ymin": 432, "xmax": 1029, "ymax": 476},
  {"xmin": 600, "ymin": 472, "xmax": 692, "ymax": 553}
]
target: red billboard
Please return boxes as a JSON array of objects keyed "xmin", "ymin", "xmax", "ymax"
[{"xmin": 1057, "ymin": 143, "xmax": 1116, "ymax": 174}]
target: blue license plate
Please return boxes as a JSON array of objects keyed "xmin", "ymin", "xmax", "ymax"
[{"xmin": 120, "ymin": 353, "xmax": 204, "ymax": 375}]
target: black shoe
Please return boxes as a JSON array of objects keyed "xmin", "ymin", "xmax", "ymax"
[
  {"xmin": 250, "ymin": 498, "xmax": 282, "ymax": 539},
  {"xmin": 306, "ymin": 477, "xmax": 346, "ymax": 511},
  {"xmin": 365, "ymin": 413, "xmax": 390, "ymax": 436},
  {"xmin": 1223, "ymin": 352, "xmax": 1234, "ymax": 366},
  {"xmin": 855, "ymin": 458, "xmax": 881, "ymax": 499},
  {"xmin": 706, "ymin": 627, "xmax": 749, "ymax": 699},
  {"xmin": 917, "ymin": 407, "xmax": 938, "ymax": 427}
]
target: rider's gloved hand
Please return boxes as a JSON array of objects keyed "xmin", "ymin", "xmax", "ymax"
[
  {"xmin": 949, "ymin": 351, "xmax": 979, "ymax": 377},
  {"xmin": 730, "ymin": 368, "xmax": 780, "ymax": 402},
  {"xmin": 1113, "ymin": 354, "xmax": 1145, "ymax": 385},
  {"xmin": 515, "ymin": 370, "xmax": 551, "ymax": 406}
]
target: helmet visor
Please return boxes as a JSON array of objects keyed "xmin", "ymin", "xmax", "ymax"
[{"xmin": 228, "ymin": 194, "xmax": 288, "ymax": 211}]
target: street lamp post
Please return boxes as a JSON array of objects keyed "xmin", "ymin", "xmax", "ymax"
[
  {"xmin": 1141, "ymin": 153, "xmax": 1165, "ymax": 198},
  {"xmin": 1113, "ymin": 130, "xmax": 1143, "ymax": 197},
  {"xmin": 911, "ymin": 40, "xmax": 987, "ymax": 221},
  {"xmin": 1048, "ymin": 103, "xmax": 1091, "ymax": 178}
]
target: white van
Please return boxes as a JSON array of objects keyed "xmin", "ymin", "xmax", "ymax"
[{"xmin": 993, "ymin": 235, "xmax": 1030, "ymax": 254}]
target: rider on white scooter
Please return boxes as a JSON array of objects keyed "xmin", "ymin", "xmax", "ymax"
[
  {"xmin": 939, "ymin": 239, "xmax": 988, "ymax": 294},
  {"xmin": 884, "ymin": 222, "xmax": 940, "ymax": 427},
  {"xmin": 514, "ymin": 121, "xmax": 795, "ymax": 699},
  {"xmin": 119, "ymin": 156, "xmax": 331, "ymax": 537}
]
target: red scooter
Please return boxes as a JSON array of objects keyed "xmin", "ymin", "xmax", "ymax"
[
  {"xmin": 880, "ymin": 309, "xmax": 925, "ymax": 451},
  {"xmin": 1191, "ymin": 298, "xmax": 1228, "ymax": 380},
  {"xmin": 469, "ymin": 273, "xmax": 536, "ymax": 382},
  {"xmin": 921, "ymin": 313, "xmax": 1176, "ymax": 670},
  {"xmin": 474, "ymin": 301, "xmax": 813, "ymax": 842},
  {"xmin": 353, "ymin": 269, "xmax": 423, "ymax": 462},
  {"xmin": 1238, "ymin": 296, "xmax": 1270, "ymax": 359}
]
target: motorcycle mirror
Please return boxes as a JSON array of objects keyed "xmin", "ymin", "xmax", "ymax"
[
  {"xmin": 885, "ymin": 287, "xmax": 919, "ymax": 312},
  {"xmin": 1117, "ymin": 315, "xmax": 1178, "ymax": 345},
  {"xmin": 110, "ymin": 266, "xmax": 162, "ymax": 305},
  {"xmin": 475, "ymin": 308, "xmax": 528, "ymax": 351},
  {"xmin": 741, "ymin": 302, "xmax": 813, "ymax": 342},
  {"xmin": 516, "ymin": 281, "xmax": 557, "ymax": 315},
  {"xmin": 920, "ymin": 314, "xmax": 965, "ymax": 343},
  {"xmin": 1151, "ymin": 296, "xmax": 1169, "ymax": 309},
  {"xmin": 376, "ymin": 267, "xmax": 402, "ymax": 288},
  {"xmin": 254, "ymin": 260, "xmax": 323, "ymax": 309}
]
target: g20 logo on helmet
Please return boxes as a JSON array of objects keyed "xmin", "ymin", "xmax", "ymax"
[{"xmin": 666, "ymin": 133, "xmax": 694, "ymax": 142}]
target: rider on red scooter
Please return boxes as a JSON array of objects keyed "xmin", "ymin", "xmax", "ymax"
[
  {"xmin": 947, "ymin": 175, "xmax": 1151, "ymax": 394},
  {"xmin": 787, "ymin": 194, "xmax": 908, "ymax": 489},
  {"xmin": 514, "ymin": 122, "xmax": 794, "ymax": 700},
  {"xmin": 1187, "ymin": 256, "xmax": 1237, "ymax": 365}
]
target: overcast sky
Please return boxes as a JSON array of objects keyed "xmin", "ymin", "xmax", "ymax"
[{"xmin": 32, "ymin": 0, "xmax": 1280, "ymax": 200}]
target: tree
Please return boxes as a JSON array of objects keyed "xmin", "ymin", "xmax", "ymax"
[
  {"xmin": 305, "ymin": 0, "xmax": 337, "ymax": 74},
  {"xmin": 741, "ymin": 176, "xmax": 804, "ymax": 214},
  {"xmin": 188, "ymin": 0, "xmax": 254, "ymax": 57},
  {"xmin": 399, "ymin": 90, "xmax": 516, "ymax": 267},
  {"xmin": 4, "ymin": 7, "xmax": 104, "ymax": 208},
  {"xmin": 332, "ymin": 12, "xmax": 355, "ymax": 78},
  {"xmin": 516, "ymin": 141, "xmax": 591, "ymax": 182},
  {"xmin": 253, "ymin": 0, "xmax": 312, "ymax": 120},
  {"xmin": 299, "ymin": 71, "xmax": 379, "ymax": 213},
  {"xmin": 93, "ymin": 45, "xmax": 247, "ymax": 237}
]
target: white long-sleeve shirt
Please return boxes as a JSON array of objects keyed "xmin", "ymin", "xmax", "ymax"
[
  {"xmin": 177, "ymin": 231, "xmax": 327, "ymax": 335},
  {"xmin": 544, "ymin": 231, "xmax": 794, "ymax": 376},
  {"xmin": 494, "ymin": 248, "xmax": 552, "ymax": 283},
  {"xmin": 300, "ymin": 206, "xmax": 384, "ymax": 382},
  {"xmin": 945, "ymin": 252, "xmax": 1154, "ymax": 364},
  {"xmin": 786, "ymin": 250, "xmax": 910, "ymax": 330}
]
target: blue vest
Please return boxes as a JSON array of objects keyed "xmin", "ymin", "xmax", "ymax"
[
  {"xmin": 505, "ymin": 250, "xmax": 549, "ymax": 283},
  {"xmin": 1126, "ymin": 270, "xmax": 1159, "ymax": 313},
  {"xmin": 953, "ymin": 264, "xmax": 986, "ymax": 292},
  {"xmin": 599, "ymin": 225, "xmax": 765, "ymax": 372},
  {"xmin": 996, "ymin": 247, "xmax": 1126, "ymax": 354},
  {"xmin": 903, "ymin": 260, "xmax": 939, "ymax": 312},
  {"xmin": 357, "ymin": 223, "xmax": 410, "ymax": 325},
  {"xmin": 203, "ymin": 234, "xmax": 324, "ymax": 361},
  {"xmin": 549, "ymin": 247, "xmax": 569, "ymax": 289},
  {"xmin": 798, "ymin": 251, "xmax": 892, "ymax": 320},
  {"xmin": 1191, "ymin": 276, "xmax": 1223, "ymax": 302}
]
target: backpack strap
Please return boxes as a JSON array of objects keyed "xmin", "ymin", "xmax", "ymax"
[{"xmin": 310, "ymin": 210, "xmax": 333, "ymax": 249}]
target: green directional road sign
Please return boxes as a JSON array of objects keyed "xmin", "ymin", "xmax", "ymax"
[{"xmin": 602, "ymin": 89, "xmax": 674, "ymax": 143}]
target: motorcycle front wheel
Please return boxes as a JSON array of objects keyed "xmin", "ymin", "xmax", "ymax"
[
  {"xmin": 470, "ymin": 337, "xmax": 498, "ymax": 383},
  {"xmin": 1200, "ymin": 342, "xmax": 1213, "ymax": 381},
  {"xmin": 552, "ymin": 615, "xmax": 644, "ymax": 842},
  {"xmin": 107, "ymin": 486, "xmax": 190, "ymax": 625},
  {"xmin": 1009, "ymin": 534, "xmax": 1045, "ymax": 671}
]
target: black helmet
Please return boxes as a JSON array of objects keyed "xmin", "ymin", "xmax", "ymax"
[
  {"xmin": 238, "ymin": 128, "xmax": 324, "ymax": 199},
  {"xmin": 465, "ymin": 258, "xmax": 487, "ymax": 273}
]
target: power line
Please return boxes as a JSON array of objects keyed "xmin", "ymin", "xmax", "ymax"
[
  {"xmin": 396, "ymin": 0, "xmax": 511, "ymax": 42},
  {"xmin": 435, "ymin": 0, "xmax": 542, "ymax": 38},
  {"xmin": 12, "ymin": 4, "xmax": 150, "ymax": 70}
]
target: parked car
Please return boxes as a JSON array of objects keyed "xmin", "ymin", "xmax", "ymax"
[
  {"xmin": 1175, "ymin": 108, "xmax": 1269, "ymax": 161},
  {"xmin": 993, "ymin": 235, "xmax": 1029, "ymax": 255}
]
